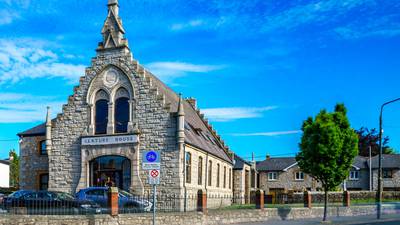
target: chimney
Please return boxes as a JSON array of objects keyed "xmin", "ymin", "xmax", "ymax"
[
  {"xmin": 266, "ymin": 154, "xmax": 270, "ymax": 160},
  {"xmin": 186, "ymin": 97, "xmax": 197, "ymax": 110}
]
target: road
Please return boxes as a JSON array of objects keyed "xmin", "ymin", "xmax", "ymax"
[{"xmin": 233, "ymin": 214, "xmax": 400, "ymax": 225}]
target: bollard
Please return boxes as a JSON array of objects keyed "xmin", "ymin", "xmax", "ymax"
[
  {"xmin": 255, "ymin": 190, "xmax": 264, "ymax": 209},
  {"xmin": 304, "ymin": 191, "xmax": 312, "ymax": 208},
  {"xmin": 197, "ymin": 190, "xmax": 207, "ymax": 214},
  {"xmin": 108, "ymin": 187, "xmax": 119, "ymax": 216},
  {"xmin": 343, "ymin": 191, "xmax": 350, "ymax": 207}
]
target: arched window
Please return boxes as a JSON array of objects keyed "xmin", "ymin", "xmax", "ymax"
[
  {"xmin": 95, "ymin": 99, "xmax": 108, "ymax": 134},
  {"xmin": 115, "ymin": 97, "xmax": 129, "ymax": 133},
  {"xmin": 185, "ymin": 152, "xmax": 192, "ymax": 183},
  {"xmin": 95, "ymin": 90, "xmax": 109, "ymax": 135},
  {"xmin": 114, "ymin": 88, "xmax": 130, "ymax": 133}
]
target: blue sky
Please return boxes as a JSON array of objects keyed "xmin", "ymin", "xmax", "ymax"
[{"xmin": 0, "ymin": 0, "xmax": 400, "ymax": 161}]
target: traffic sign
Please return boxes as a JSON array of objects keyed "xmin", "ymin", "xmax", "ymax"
[
  {"xmin": 143, "ymin": 150, "xmax": 161, "ymax": 170},
  {"xmin": 149, "ymin": 169, "xmax": 160, "ymax": 185}
]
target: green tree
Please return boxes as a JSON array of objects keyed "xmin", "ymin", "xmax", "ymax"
[
  {"xmin": 296, "ymin": 103, "xmax": 358, "ymax": 221},
  {"xmin": 356, "ymin": 127, "xmax": 395, "ymax": 157},
  {"xmin": 9, "ymin": 150, "xmax": 19, "ymax": 188}
]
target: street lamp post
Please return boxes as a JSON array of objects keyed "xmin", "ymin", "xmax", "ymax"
[{"xmin": 377, "ymin": 97, "xmax": 400, "ymax": 219}]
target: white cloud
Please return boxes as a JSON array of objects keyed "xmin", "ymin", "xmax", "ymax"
[
  {"xmin": 146, "ymin": 61, "xmax": 224, "ymax": 81},
  {"xmin": 0, "ymin": 92, "xmax": 63, "ymax": 123},
  {"xmin": 170, "ymin": 19, "xmax": 205, "ymax": 31},
  {"xmin": 0, "ymin": 10, "xmax": 20, "ymax": 25},
  {"xmin": 0, "ymin": 39, "xmax": 86, "ymax": 84},
  {"xmin": 334, "ymin": 15, "xmax": 400, "ymax": 39},
  {"xmin": 263, "ymin": 0, "xmax": 373, "ymax": 32},
  {"xmin": 202, "ymin": 106, "xmax": 278, "ymax": 122},
  {"xmin": 231, "ymin": 130, "xmax": 302, "ymax": 137}
]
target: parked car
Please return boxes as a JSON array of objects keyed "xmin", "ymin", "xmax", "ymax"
[
  {"xmin": 4, "ymin": 190, "xmax": 101, "ymax": 214},
  {"xmin": 76, "ymin": 187, "xmax": 152, "ymax": 212}
]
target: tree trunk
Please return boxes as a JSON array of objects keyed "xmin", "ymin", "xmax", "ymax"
[{"xmin": 323, "ymin": 188, "xmax": 328, "ymax": 221}]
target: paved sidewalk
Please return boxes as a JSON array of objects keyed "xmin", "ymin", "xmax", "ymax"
[{"xmin": 233, "ymin": 214, "xmax": 400, "ymax": 225}]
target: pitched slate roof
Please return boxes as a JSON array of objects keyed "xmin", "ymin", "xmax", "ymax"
[
  {"xmin": 17, "ymin": 69, "xmax": 233, "ymax": 163},
  {"xmin": 17, "ymin": 123, "xmax": 46, "ymax": 137},
  {"xmin": 256, "ymin": 157, "xmax": 297, "ymax": 172},
  {"xmin": 0, "ymin": 160, "xmax": 10, "ymax": 165},
  {"xmin": 368, "ymin": 154, "xmax": 400, "ymax": 169},
  {"xmin": 233, "ymin": 154, "xmax": 251, "ymax": 170},
  {"xmin": 352, "ymin": 156, "xmax": 368, "ymax": 169}
]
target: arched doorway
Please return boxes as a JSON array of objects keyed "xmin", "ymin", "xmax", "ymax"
[{"xmin": 89, "ymin": 155, "xmax": 131, "ymax": 191}]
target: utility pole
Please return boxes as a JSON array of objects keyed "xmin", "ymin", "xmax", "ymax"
[
  {"xmin": 377, "ymin": 97, "xmax": 400, "ymax": 219},
  {"xmin": 369, "ymin": 146, "xmax": 372, "ymax": 192}
]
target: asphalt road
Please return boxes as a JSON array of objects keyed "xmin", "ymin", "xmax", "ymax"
[{"xmin": 233, "ymin": 214, "xmax": 400, "ymax": 225}]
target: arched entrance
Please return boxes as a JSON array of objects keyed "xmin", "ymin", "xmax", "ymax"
[{"xmin": 89, "ymin": 155, "xmax": 131, "ymax": 191}]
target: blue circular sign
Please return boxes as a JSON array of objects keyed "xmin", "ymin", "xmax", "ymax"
[{"xmin": 146, "ymin": 151, "xmax": 157, "ymax": 162}]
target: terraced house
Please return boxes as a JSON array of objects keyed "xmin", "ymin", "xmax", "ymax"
[
  {"xmin": 257, "ymin": 155, "xmax": 400, "ymax": 194},
  {"xmin": 17, "ymin": 0, "xmax": 235, "ymax": 209}
]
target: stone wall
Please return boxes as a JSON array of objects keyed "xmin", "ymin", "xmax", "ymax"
[
  {"xmin": 259, "ymin": 165, "xmax": 321, "ymax": 194},
  {"xmin": 0, "ymin": 205, "xmax": 397, "ymax": 225},
  {"xmin": 346, "ymin": 169, "xmax": 370, "ymax": 190},
  {"xmin": 49, "ymin": 49, "xmax": 181, "ymax": 196},
  {"xmin": 19, "ymin": 135, "xmax": 48, "ymax": 190},
  {"xmin": 184, "ymin": 145, "xmax": 233, "ymax": 210}
]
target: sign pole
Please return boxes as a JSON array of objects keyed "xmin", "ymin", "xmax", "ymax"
[{"xmin": 153, "ymin": 184, "xmax": 156, "ymax": 225}]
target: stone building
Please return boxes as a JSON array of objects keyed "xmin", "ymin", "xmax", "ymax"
[
  {"xmin": 256, "ymin": 156, "xmax": 321, "ymax": 196},
  {"xmin": 257, "ymin": 155, "xmax": 400, "ymax": 194},
  {"xmin": 232, "ymin": 154, "xmax": 258, "ymax": 204},
  {"xmin": 17, "ymin": 0, "xmax": 234, "ymax": 209}
]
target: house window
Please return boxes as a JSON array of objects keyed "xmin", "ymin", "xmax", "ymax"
[
  {"xmin": 39, "ymin": 173, "xmax": 49, "ymax": 190},
  {"xmin": 383, "ymin": 169, "xmax": 393, "ymax": 178},
  {"xmin": 217, "ymin": 164, "xmax": 220, "ymax": 187},
  {"xmin": 198, "ymin": 157, "xmax": 203, "ymax": 185},
  {"xmin": 39, "ymin": 140, "xmax": 47, "ymax": 155},
  {"xmin": 223, "ymin": 166, "xmax": 226, "ymax": 188},
  {"xmin": 295, "ymin": 171, "xmax": 304, "ymax": 181},
  {"xmin": 268, "ymin": 172, "xmax": 278, "ymax": 181},
  {"xmin": 95, "ymin": 99, "xmax": 109, "ymax": 134},
  {"xmin": 114, "ymin": 97, "xmax": 129, "ymax": 133},
  {"xmin": 185, "ymin": 152, "xmax": 191, "ymax": 183},
  {"xmin": 208, "ymin": 160, "xmax": 212, "ymax": 186},
  {"xmin": 349, "ymin": 171, "xmax": 359, "ymax": 180},
  {"xmin": 229, "ymin": 169, "xmax": 232, "ymax": 189}
]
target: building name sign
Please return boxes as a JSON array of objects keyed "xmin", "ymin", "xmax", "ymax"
[{"xmin": 81, "ymin": 135, "xmax": 138, "ymax": 146}]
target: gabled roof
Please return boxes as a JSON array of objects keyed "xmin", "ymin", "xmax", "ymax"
[
  {"xmin": 368, "ymin": 154, "xmax": 400, "ymax": 169},
  {"xmin": 233, "ymin": 154, "xmax": 251, "ymax": 170},
  {"xmin": 352, "ymin": 156, "xmax": 368, "ymax": 169},
  {"xmin": 256, "ymin": 157, "xmax": 297, "ymax": 172},
  {"xmin": 17, "ymin": 122, "xmax": 46, "ymax": 137},
  {"xmin": 0, "ymin": 160, "xmax": 10, "ymax": 165}
]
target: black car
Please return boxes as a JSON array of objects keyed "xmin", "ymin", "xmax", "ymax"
[{"xmin": 4, "ymin": 190, "xmax": 101, "ymax": 215}]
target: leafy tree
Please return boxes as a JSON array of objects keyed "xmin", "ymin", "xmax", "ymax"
[
  {"xmin": 9, "ymin": 150, "xmax": 19, "ymax": 188},
  {"xmin": 356, "ymin": 127, "xmax": 395, "ymax": 157},
  {"xmin": 296, "ymin": 104, "xmax": 358, "ymax": 221}
]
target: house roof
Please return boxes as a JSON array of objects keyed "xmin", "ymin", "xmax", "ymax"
[
  {"xmin": 256, "ymin": 157, "xmax": 297, "ymax": 172},
  {"xmin": 368, "ymin": 154, "xmax": 400, "ymax": 169},
  {"xmin": 352, "ymin": 156, "xmax": 369, "ymax": 169},
  {"xmin": 0, "ymin": 160, "xmax": 10, "ymax": 165},
  {"xmin": 17, "ymin": 69, "xmax": 233, "ymax": 163},
  {"xmin": 233, "ymin": 154, "xmax": 251, "ymax": 170}
]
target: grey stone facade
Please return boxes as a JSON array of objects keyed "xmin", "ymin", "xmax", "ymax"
[
  {"xmin": 258, "ymin": 164, "xmax": 320, "ymax": 194},
  {"xmin": 19, "ymin": 135, "xmax": 48, "ymax": 190}
]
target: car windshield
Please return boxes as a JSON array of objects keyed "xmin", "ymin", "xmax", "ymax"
[
  {"xmin": 55, "ymin": 192, "xmax": 75, "ymax": 200},
  {"xmin": 8, "ymin": 191, "xmax": 27, "ymax": 198},
  {"xmin": 119, "ymin": 190, "xmax": 133, "ymax": 198}
]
